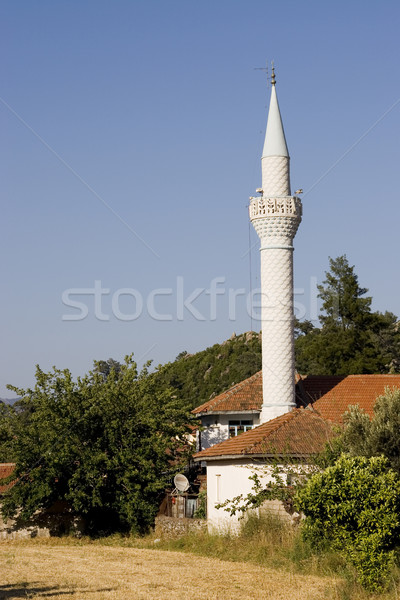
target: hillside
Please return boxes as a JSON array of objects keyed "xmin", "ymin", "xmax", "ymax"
[
  {"xmin": 154, "ymin": 331, "xmax": 262, "ymax": 409},
  {"xmin": 0, "ymin": 397, "xmax": 18, "ymax": 405}
]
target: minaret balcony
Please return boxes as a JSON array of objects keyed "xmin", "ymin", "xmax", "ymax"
[{"xmin": 249, "ymin": 196, "xmax": 302, "ymax": 220}]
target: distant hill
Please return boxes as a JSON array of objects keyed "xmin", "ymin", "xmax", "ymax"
[
  {"xmin": 0, "ymin": 334, "xmax": 261, "ymax": 415},
  {"xmin": 154, "ymin": 331, "xmax": 261, "ymax": 409},
  {"xmin": 0, "ymin": 397, "xmax": 19, "ymax": 406}
]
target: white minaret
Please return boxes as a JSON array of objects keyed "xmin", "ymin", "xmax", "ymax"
[{"xmin": 249, "ymin": 67, "xmax": 302, "ymax": 423}]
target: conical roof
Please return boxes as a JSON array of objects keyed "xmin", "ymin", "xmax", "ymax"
[{"xmin": 262, "ymin": 82, "xmax": 289, "ymax": 158}]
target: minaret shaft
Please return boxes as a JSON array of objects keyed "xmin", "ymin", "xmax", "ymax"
[
  {"xmin": 259, "ymin": 247, "xmax": 295, "ymax": 421},
  {"xmin": 249, "ymin": 74, "xmax": 302, "ymax": 423}
]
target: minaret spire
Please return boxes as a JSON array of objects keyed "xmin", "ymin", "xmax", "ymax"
[
  {"xmin": 249, "ymin": 68, "xmax": 302, "ymax": 423},
  {"xmin": 261, "ymin": 66, "xmax": 290, "ymax": 197},
  {"xmin": 262, "ymin": 72, "xmax": 289, "ymax": 161}
]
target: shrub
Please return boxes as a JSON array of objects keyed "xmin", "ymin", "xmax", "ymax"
[{"xmin": 296, "ymin": 454, "xmax": 400, "ymax": 591}]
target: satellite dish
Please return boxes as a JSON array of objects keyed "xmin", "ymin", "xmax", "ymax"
[{"xmin": 174, "ymin": 473, "xmax": 190, "ymax": 493}]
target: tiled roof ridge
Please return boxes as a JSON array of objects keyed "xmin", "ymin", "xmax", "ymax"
[
  {"xmin": 308, "ymin": 375, "xmax": 400, "ymax": 424},
  {"xmin": 303, "ymin": 374, "xmax": 400, "ymax": 380},
  {"xmin": 330, "ymin": 373, "xmax": 400, "ymax": 379},
  {"xmin": 216, "ymin": 370, "xmax": 261, "ymax": 400},
  {"xmin": 242, "ymin": 408, "xmax": 302, "ymax": 453},
  {"xmin": 193, "ymin": 370, "xmax": 262, "ymax": 414},
  {"xmin": 248, "ymin": 406, "xmax": 332, "ymax": 455},
  {"xmin": 193, "ymin": 372, "xmax": 400, "ymax": 418},
  {"xmin": 303, "ymin": 401, "xmax": 329, "ymax": 420}
]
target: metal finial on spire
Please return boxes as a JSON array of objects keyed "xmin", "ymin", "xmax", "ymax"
[
  {"xmin": 254, "ymin": 60, "xmax": 276, "ymax": 88},
  {"xmin": 262, "ymin": 62, "xmax": 288, "ymax": 158},
  {"xmin": 271, "ymin": 61, "xmax": 276, "ymax": 86}
]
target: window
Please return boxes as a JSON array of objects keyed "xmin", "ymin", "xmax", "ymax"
[{"xmin": 229, "ymin": 419, "xmax": 254, "ymax": 437}]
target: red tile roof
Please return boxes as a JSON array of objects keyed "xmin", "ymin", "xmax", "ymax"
[
  {"xmin": 192, "ymin": 373, "xmax": 400, "ymax": 461},
  {"xmin": 0, "ymin": 463, "xmax": 15, "ymax": 493},
  {"xmin": 296, "ymin": 375, "xmax": 346, "ymax": 406},
  {"xmin": 193, "ymin": 373, "xmax": 400, "ymax": 423},
  {"xmin": 192, "ymin": 371, "xmax": 345, "ymax": 415},
  {"xmin": 193, "ymin": 408, "xmax": 334, "ymax": 460},
  {"xmin": 192, "ymin": 371, "xmax": 263, "ymax": 415},
  {"xmin": 311, "ymin": 375, "xmax": 400, "ymax": 423}
]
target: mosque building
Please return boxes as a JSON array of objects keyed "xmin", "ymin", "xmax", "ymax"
[{"xmin": 192, "ymin": 68, "xmax": 400, "ymax": 529}]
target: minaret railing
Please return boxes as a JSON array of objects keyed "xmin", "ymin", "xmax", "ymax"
[{"xmin": 249, "ymin": 196, "xmax": 302, "ymax": 219}]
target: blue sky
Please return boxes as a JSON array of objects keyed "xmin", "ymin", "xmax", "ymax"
[{"xmin": 1, "ymin": 0, "xmax": 400, "ymax": 396}]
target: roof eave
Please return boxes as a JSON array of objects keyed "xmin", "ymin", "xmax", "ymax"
[
  {"xmin": 193, "ymin": 452, "xmax": 316, "ymax": 462},
  {"xmin": 193, "ymin": 409, "xmax": 261, "ymax": 417}
]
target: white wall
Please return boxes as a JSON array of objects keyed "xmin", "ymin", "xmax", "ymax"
[
  {"xmin": 197, "ymin": 416, "xmax": 226, "ymax": 451},
  {"xmin": 206, "ymin": 459, "xmax": 276, "ymax": 532},
  {"xmin": 198, "ymin": 413, "xmax": 260, "ymax": 451}
]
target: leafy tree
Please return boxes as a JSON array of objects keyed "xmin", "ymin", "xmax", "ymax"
[
  {"xmin": 1, "ymin": 356, "xmax": 191, "ymax": 534},
  {"xmin": 297, "ymin": 454, "xmax": 400, "ymax": 591},
  {"xmin": 318, "ymin": 255, "xmax": 371, "ymax": 329},
  {"xmin": 294, "ymin": 319, "xmax": 315, "ymax": 338},
  {"xmin": 295, "ymin": 255, "xmax": 400, "ymax": 375},
  {"xmin": 371, "ymin": 311, "xmax": 400, "ymax": 372},
  {"xmin": 93, "ymin": 358, "xmax": 122, "ymax": 380},
  {"xmin": 0, "ymin": 401, "xmax": 16, "ymax": 462},
  {"xmin": 339, "ymin": 387, "xmax": 400, "ymax": 474}
]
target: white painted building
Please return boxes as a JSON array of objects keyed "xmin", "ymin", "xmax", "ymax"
[
  {"xmin": 195, "ymin": 408, "xmax": 334, "ymax": 531},
  {"xmin": 206, "ymin": 458, "xmax": 273, "ymax": 532},
  {"xmin": 194, "ymin": 373, "xmax": 400, "ymax": 528}
]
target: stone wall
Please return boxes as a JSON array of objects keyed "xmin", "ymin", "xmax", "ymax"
[
  {"xmin": 0, "ymin": 512, "xmax": 50, "ymax": 540},
  {"xmin": 0, "ymin": 502, "xmax": 85, "ymax": 540},
  {"xmin": 154, "ymin": 515, "xmax": 207, "ymax": 537}
]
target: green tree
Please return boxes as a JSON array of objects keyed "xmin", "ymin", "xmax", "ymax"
[
  {"xmin": 295, "ymin": 255, "xmax": 400, "ymax": 375},
  {"xmin": 0, "ymin": 401, "xmax": 16, "ymax": 462},
  {"xmin": 340, "ymin": 387, "xmax": 400, "ymax": 474},
  {"xmin": 318, "ymin": 255, "xmax": 371, "ymax": 329},
  {"xmin": 2, "ymin": 356, "xmax": 191, "ymax": 534},
  {"xmin": 297, "ymin": 454, "xmax": 400, "ymax": 591},
  {"xmin": 93, "ymin": 358, "xmax": 122, "ymax": 380}
]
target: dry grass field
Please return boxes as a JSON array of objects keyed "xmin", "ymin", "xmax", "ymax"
[{"xmin": 0, "ymin": 539, "xmax": 339, "ymax": 600}]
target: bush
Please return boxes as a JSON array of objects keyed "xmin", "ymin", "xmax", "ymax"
[{"xmin": 296, "ymin": 454, "xmax": 400, "ymax": 591}]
